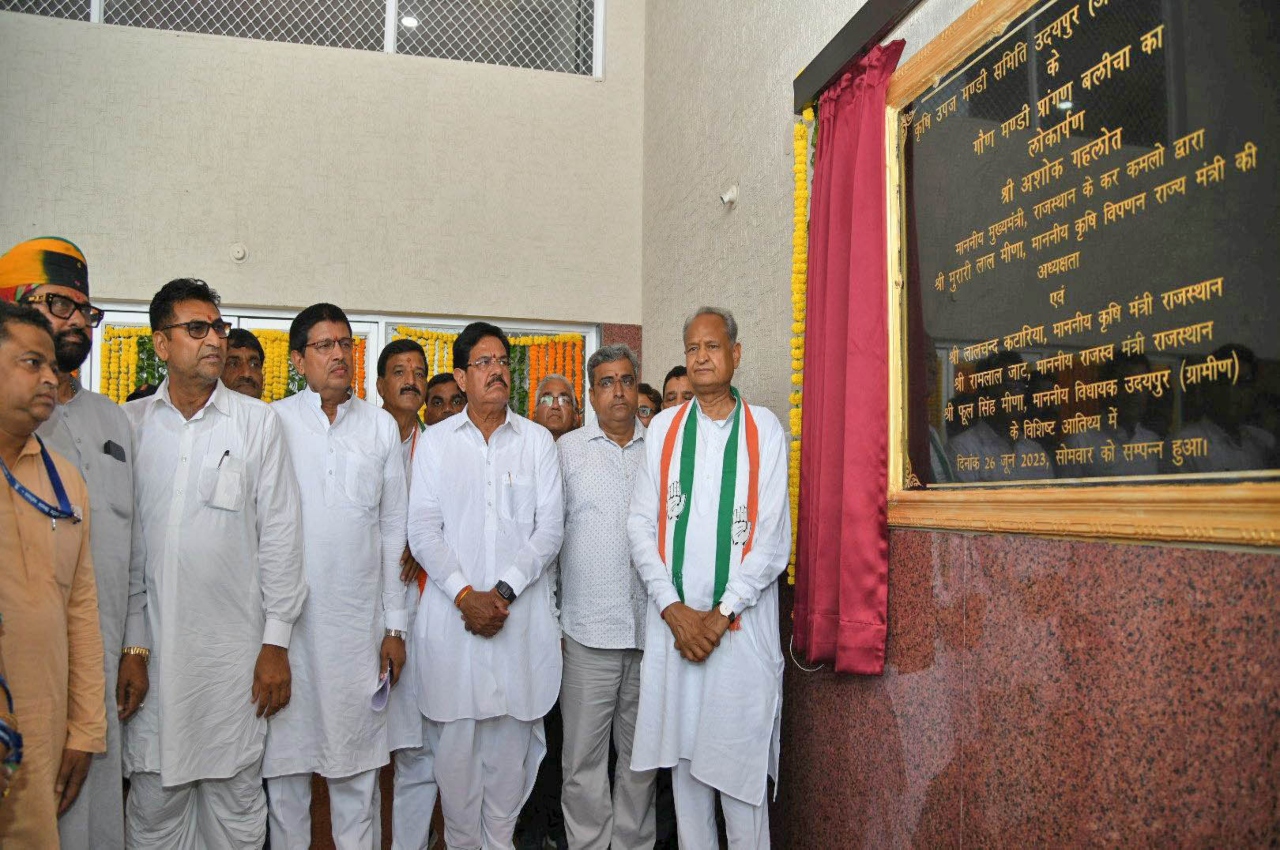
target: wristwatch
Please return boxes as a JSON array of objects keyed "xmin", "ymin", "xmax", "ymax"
[
  {"xmin": 385, "ymin": 629, "xmax": 407, "ymax": 640},
  {"xmin": 717, "ymin": 601, "xmax": 737, "ymax": 624},
  {"xmin": 495, "ymin": 581, "xmax": 517, "ymax": 603}
]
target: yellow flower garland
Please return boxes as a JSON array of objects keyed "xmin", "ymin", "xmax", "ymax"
[
  {"xmin": 788, "ymin": 107, "xmax": 814, "ymax": 585},
  {"xmin": 100, "ymin": 326, "xmax": 150, "ymax": 404}
]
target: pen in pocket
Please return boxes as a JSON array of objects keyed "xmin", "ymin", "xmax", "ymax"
[{"xmin": 218, "ymin": 449, "xmax": 230, "ymax": 468}]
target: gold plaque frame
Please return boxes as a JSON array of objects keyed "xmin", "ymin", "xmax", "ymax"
[{"xmin": 882, "ymin": 0, "xmax": 1280, "ymax": 547}]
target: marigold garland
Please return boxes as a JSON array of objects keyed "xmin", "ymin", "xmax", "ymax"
[{"xmin": 788, "ymin": 107, "xmax": 814, "ymax": 585}]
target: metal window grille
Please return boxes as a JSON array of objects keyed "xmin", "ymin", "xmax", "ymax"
[
  {"xmin": 101, "ymin": 0, "xmax": 386, "ymax": 51},
  {"xmin": 6, "ymin": 0, "xmax": 597, "ymax": 75},
  {"xmin": 396, "ymin": 0, "xmax": 594, "ymax": 75},
  {"xmin": 0, "ymin": 0, "xmax": 90, "ymax": 22}
]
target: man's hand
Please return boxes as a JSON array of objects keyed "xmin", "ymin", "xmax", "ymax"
[
  {"xmin": 380, "ymin": 635, "xmax": 407, "ymax": 687},
  {"xmin": 55, "ymin": 748, "xmax": 92, "ymax": 815},
  {"xmin": 459, "ymin": 589, "xmax": 509, "ymax": 638},
  {"xmin": 661, "ymin": 602, "xmax": 719, "ymax": 662},
  {"xmin": 702, "ymin": 608, "xmax": 732, "ymax": 643},
  {"xmin": 399, "ymin": 545, "xmax": 422, "ymax": 584},
  {"xmin": 251, "ymin": 645, "xmax": 291, "ymax": 718},
  {"xmin": 117, "ymin": 654, "xmax": 149, "ymax": 722}
]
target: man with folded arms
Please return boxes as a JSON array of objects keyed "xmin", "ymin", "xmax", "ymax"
[
  {"xmin": 0, "ymin": 237, "xmax": 145, "ymax": 849},
  {"xmin": 409, "ymin": 321, "xmax": 564, "ymax": 850},
  {"xmin": 265, "ymin": 304, "xmax": 407, "ymax": 849},
  {"xmin": 628, "ymin": 307, "xmax": 790, "ymax": 850},
  {"xmin": 0, "ymin": 301, "xmax": 106, "ymax": 847},
  {"xmin": 557, "ymin": 344, "xmax": 657, "ymax": 850},
  {"xmin": 124, "ymin": 279, "xmax": 306, "ymax": 848}
]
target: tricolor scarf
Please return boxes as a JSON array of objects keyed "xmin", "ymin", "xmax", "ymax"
[{"xmin": 658, "ymin": 388, "xmax": 760, "ymax": 616}]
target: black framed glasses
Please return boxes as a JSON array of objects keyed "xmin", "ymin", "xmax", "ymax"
[
  {"xmin": 157, "ymin": 319, "xmax": 233, "ymax": 339},
  {"xmin": 303, "ymin": 337, "xmax": 355, "ymax": 355},
  {"xmin": 21, "ymin": 292, "xmax": 105, "ymax": 327}
]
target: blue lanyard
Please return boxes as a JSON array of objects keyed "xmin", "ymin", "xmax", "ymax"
[{"xmin": 0, "ymin": 435, "xmax": 80, "ymax": 525}]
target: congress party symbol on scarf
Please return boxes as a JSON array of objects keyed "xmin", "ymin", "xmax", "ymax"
[{"xmin": 657, "ymin": 388, "xmax": 760, "ymax": 607}]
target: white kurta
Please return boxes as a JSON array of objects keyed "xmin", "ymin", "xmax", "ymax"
[
  {"xmin": 407, "ymin": 407, "xmax": 564, "ymax": 723},
  {"xmin": 40, "ymin": 378, "xmax": 145, "ymax": 849},
  {"xmin": 264, "ymin": 389, "xmax": 408, "ymax": 779},
  {"xmin": 627, "ymin": 400, "xmax": 790, "ymax": 806},
  {"xmin": 388, "ymin": 422, "xmax": 426, "ymax": 752},
  {"xmin": 124, "ymin": 380, "xmax": 307, "ymax": 786}
]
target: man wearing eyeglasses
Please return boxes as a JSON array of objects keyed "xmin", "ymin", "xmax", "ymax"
[
  {"xmin": 637, "ymin": 384, "xmax": 662, "ymax": 428},
  {"xmin": 556, "ymin": 344, "xmax": 658, "ymax": 850},
  {"xmin": 124, "ymin": 279, "xmax": 306, "ymax": 848},
  {"xmin": 408, "ymin": 321, "xmax": 564, "ymax": 850},
  {"xmin": 0, "ymin": 236, "xmax": 144, "ymax": 850},
  {"xmin": 534, "ymin": 374, "xmax": 580, "ymax": 441},
  {"xmin": 264, "ymin": 304, "xmax": 408, "ymax": 849}
]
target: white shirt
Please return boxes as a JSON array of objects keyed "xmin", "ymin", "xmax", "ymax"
[
  {"xmin": 123, "ymin": 379, "xmax": 306, "ymax": 785},
  {"xmin": 627, "ymin": 400, "xmax": 790, "ymax": 805},
  {"xmin": 408, "ymin": 406, "xmax": 564, "ymax": 722},
  {"xmin": 263, "ymin": 389, "xmax": 407, "ymax": 778},
  {"xmin": 1165, "ymin": 418, "xmax": 1276, "ymax": 474},
  {"xmin": 556, "ymin": 418, "xmax": 647, "ymax": 650},
  {"xmin": 388, "ymin": 418, "xmax": 426, "ymax": 752}
]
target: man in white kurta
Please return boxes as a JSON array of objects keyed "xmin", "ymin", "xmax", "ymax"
[
  {"xmin": 264, "ymin": 305, "xmax": 408, "ymax": 849},
  {"xmin": 0, "ymin": 236, "xmax": 147, "ymax": 849},
  {"xmin": 124, "ymin": 279, "xmax": 306, "ymax": 849},
  {"xmin": 408, "ymin": 322, "xmax": 564, "ymax": 850},
  {"xmin": 627, "ymin": 308, "xmax": 790, "ymax": 850},
  {"xmin": 376, "ymin": 337, "xmax": 439, "ymax": 850}
]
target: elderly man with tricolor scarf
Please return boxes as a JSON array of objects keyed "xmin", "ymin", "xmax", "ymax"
[
  {"xmin": 627, "ymin": 307, "xmax": 790, "ymax": 850},
  {"xmin": 0, "ymin": 237, "xmax": 146, "ymax": 850}
]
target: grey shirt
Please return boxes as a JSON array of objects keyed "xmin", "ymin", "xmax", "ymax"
[
  {"xmin": 556, "ymin": 419, "xmax": 647, "ymax": 650},
  {"xmin": 38, "ymin": 377, "xmax": 146, "ymax": 656}
]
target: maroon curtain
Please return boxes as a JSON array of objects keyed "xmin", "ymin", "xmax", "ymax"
[{"xmin": 793, "ymin": 40, "xmax": 904, "ymax": 675}]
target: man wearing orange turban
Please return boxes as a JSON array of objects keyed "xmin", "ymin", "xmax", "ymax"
[{"xmin": 0, "ymin": 237, "xmax": 148, "ymax": 850}]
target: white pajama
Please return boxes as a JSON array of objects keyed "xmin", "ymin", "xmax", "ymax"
[
  {"xmin": 266, "ymin": 768, "xmax": 379, "ymax": 849},
  {"xmin": 559, "ymin": 636, "xmax": 656, "ymax": 850},
  {"xmin": 393, "ymin": 717, "xmax": 439, "ymax": 850},
  {"xmin": 125, "ymin": 765, "xmax": 266, "ymax": 849},
  {"xmin": 672, "ymin": 760, "xmax": 769, "ymax": 850},
  {"xmin": 424, "ymin": 716, "xmax": 546, "ymax": 850}
]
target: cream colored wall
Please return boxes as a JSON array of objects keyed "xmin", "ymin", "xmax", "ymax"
[
  {"xmin": 0, "ymin": 6, "xmax": 644, "ymax": 325},
  {"xmin": 639, "ymin": 0, "xmax": 973, "ymax": 417}
]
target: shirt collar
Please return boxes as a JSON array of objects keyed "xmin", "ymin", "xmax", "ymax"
[
  {"xmin": 450, "ymin": 404, "xmax": 521, "ymax": 436},
  {"xmin": 583, "ymin": 417, "xmax": 645, "ymax": 446},
  {"xmin": 301, "ymin": 385, "xmax": 354, "ymax": 426},
  {"xmin": 155, "ymin": 378, "xmax": 231, "ymax": 419},
  {"xmin": 19, "ymin": 434, "xmax": 42, "ymax": 459}
]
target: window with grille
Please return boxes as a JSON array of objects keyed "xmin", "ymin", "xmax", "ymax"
[{"xmin": 2, "ymin": 0, "xmax": 600, "ymax": 76}]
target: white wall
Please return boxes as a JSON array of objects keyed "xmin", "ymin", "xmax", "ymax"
[
  {"xmin": 0, "ymin": 6, "xmax": 644, "ymax": 326},
  {"xmin": 639, "ymin": 0, "xmax": 974, "ymax": 416}
]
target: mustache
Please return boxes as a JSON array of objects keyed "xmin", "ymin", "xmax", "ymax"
[
  {"xmin": 486, "ymin": 375, "xmax": 508, "ymax": 389},
  {"xmin": 232, "ymin": 376, "xmax": 258, "ymax": 387},
  {"xmin": 400, "ymin": 385, "xmax": 422, "ymax": 396}
]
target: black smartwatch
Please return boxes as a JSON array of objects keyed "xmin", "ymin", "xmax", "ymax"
[{"xmin": 494, "ymin": 581, "xmax": 517, "ymax": 603}]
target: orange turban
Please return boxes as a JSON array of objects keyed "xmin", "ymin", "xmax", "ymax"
[{"xmin": 0, "ymin": 237, "xmax": 89, "ymax": 304}]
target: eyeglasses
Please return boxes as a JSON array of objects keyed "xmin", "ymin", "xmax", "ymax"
[
  {"xmin": 596, "ymin": 375, "xmax": 636, "ymax": 391},
  {"xmin": 538, "ymin": 393, "xmax": 575, "ymax": 408},
  {"xmin": 21, "ymin": 293, "xmax": 105, "ymax": 327},
  {"xmin": 157, "ymin": 319, "xmax": 233, "ymax": 339},
  {"xmin": 637, "ymin": 406, "xmax": 655, "ymax": 417},
  {"xmin": 467, "ymin": 356, "xmax": 510, "ymax": 371},
  {"xmin": 304, "ymin": 337, "xmax": 355, "ymax": 354}
]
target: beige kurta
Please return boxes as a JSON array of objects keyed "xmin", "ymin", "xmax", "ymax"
[{"xmin": 0, "ymin": 436, "xmax": 107, "ymax": 849}]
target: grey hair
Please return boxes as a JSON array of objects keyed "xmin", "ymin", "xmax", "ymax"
[
  {"xmin": 535, "ymin": 373, "xmax": 577, "ymax": 410},
  {"xmin": 682, "ymin": 306, "xmax": 738, "ymax": 345},
  {"xmin": 587, "ymin": 344, "xmax": 640, "ymax": 388}
]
